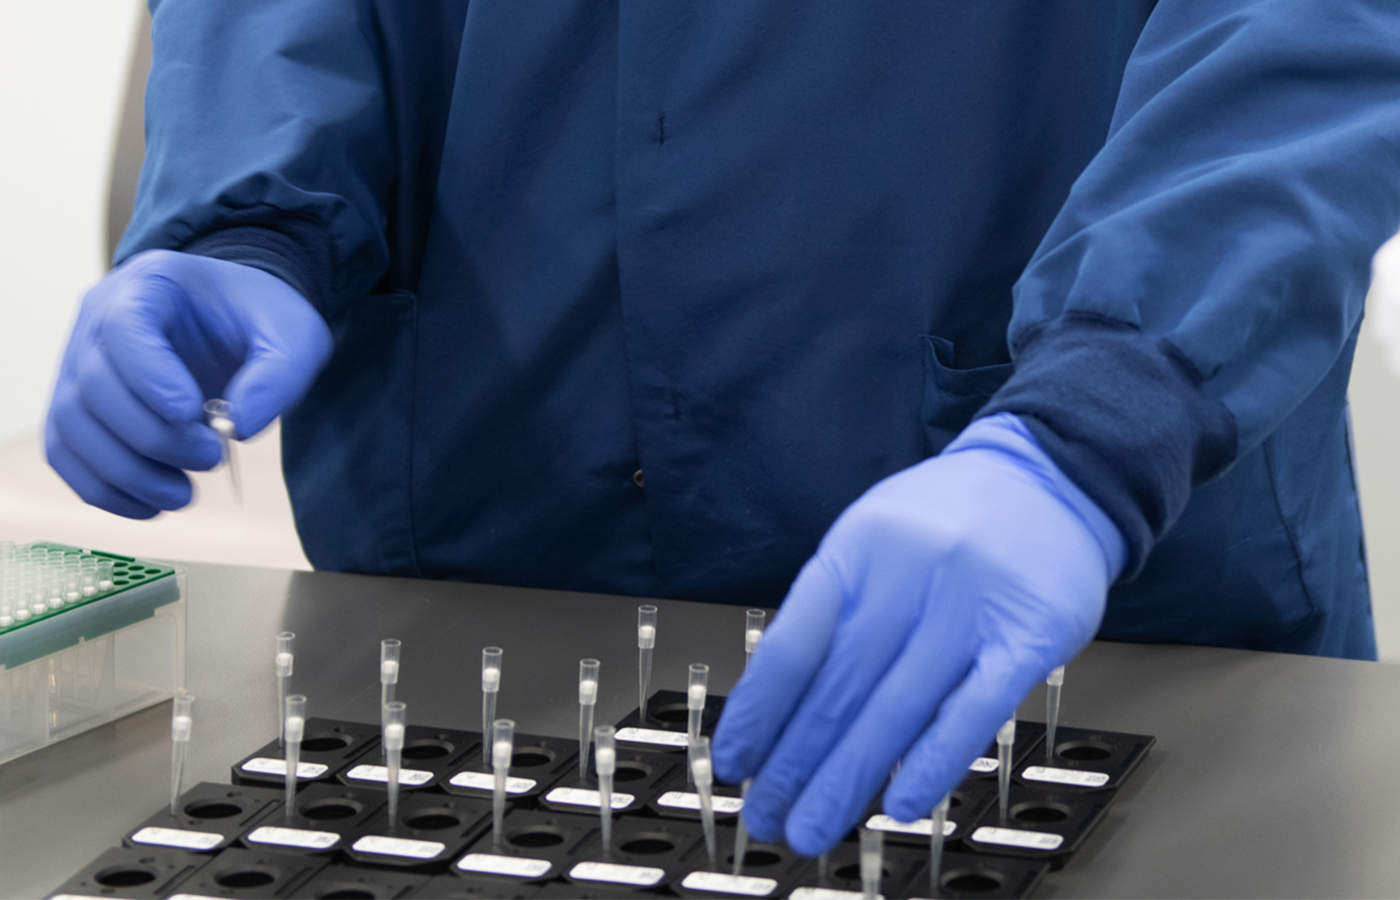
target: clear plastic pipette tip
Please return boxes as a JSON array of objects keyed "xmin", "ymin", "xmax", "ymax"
[
  {"xmin": 381, "ymin": 639, "xmax": 401, "ymax": 758},
  {"xmin": 384, "ymin": 700, "xmax": 406, "ymax": 831},
  {"xmin": 687, "ymin": 663, "xmax": 709, "ymax": 787},
  {"xmin": 929, "ymin": 792, "xmax": 950, "ymax": 899},
  {"xmin": 284, "ymin": 694, "xmax": 307, "ymax": 821},
  {"xmin": 578, "ymin": 658, "xmax": 600, "ymax": 778},
  {"xmin": 203, "ymin": 398, "xmax": 242, "ymax": 506},
  {"xmin": 595, "ymin": 725, "xmax": 616, "ymax": 858},
  {"xmin": 482, "ymin": 647, "xmax": 502, "ymax": 765},
  {"xmin": 1046, "ymin": 665, "xmax": 1065, "ymax": 762},
  {"xmin": 169, "ymin": 693, "xmax": 194, "ymax": 816},
  {"xmin": 637, "ymin": 605, "xmax": 657, "ymax": 723},
  {"xmin": 997, "ymin": 717, "xmax": 1016, "ymax": 823},
  {"xmin": 744, "ymin": 609, "xmax": 766, "ymax": 668},
  {"xmin": 275, "ymin": 631, "xmax": 294, "ymax": 748},
  {"xmin": 492, "ymin": 718, "xmax": 515, "ymax": 852},
  {"xmin": 860, "ymin": 826, "xmax": 884, "ymax": 900},
  {"xmin": 690, "ymin": 736, "xmax": 718, "ymax": 870},
  {"xmin": 732, "ymin": 779, "xmax": 753, "ymax": 876}
]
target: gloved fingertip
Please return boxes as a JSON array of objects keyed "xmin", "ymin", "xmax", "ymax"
[
  {"xmin": 710, "ymin": 737, "xmax": 752, "ymax": 785},
  {"xmin": 784, "ymin": 818, "xmax": 835, "ymax": 859}
]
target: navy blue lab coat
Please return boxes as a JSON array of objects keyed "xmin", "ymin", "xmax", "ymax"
[{"xmin": 119, "ymin": 1, "xmax": 1400, "ymax": 658}]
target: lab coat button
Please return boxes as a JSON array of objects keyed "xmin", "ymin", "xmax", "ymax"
[{"xmin": 633, "ymin": 469, "xmax": 645, "ymax": 489}]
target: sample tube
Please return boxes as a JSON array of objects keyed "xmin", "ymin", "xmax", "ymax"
[
  {"xmin": 687, "ymin": 663, "xmax": 709, "ymax": 786},
  {"xmin": 928, "ymin": 792, "xmax": 950, "ymax": 899},
  {"xmin": 384, "ymin": 700, "xmax": 406, "ymax": 831},
  {"xmin": 578, "ymin": 659, "xmax": 600, "ymax": 778},
  {"xmin": 169, "ymin": 693, "xmax": 194, "ymax": 816},
  {"xmin": 275, "ymin": 632, "xmax": 294, "ymax": 748},
  {"xmin": 284, "ymin": 695, "xmax": 307, "ymax": 820},
  {"xmin": 997, "ymin": 717, "xmax": 1016, "ymax": 822},
  {"xmin": 691, "ymin": 736, "xmax": 718, "ymax": 871},
  {"xmin": 492, "ymin": 718, "xmax": 515, "ymax": 852},
  {"xmin": 637, "ymin": 605, "xmax": 657, "ymax": 723},
  {"xmin": 203, "ymin": 398, "xmax": 242, "ymax": 505},
  {"xmin": 860, "ymin": 827, "xmax": 884, "ymax": 900},
  {"xmin": 1046, "ymin": 665, "xmax": 1065, "ymax": 762},
  {"xmin": 381, "ymin": 639, "xmax": 401, "ymax": 756},
  {"xmin": 595, "ymin": 725, "xmax": 616, "ymax": 858},
  {"xmin": 96, "ymin": 558, "xmax": 114, "ymax": 592},
  {"xmin": 744, "ymin": 609, "xmax": 766, "ymax": 668},
  {"xmin": 482, "ymin": 647, "xmax": 503, "ymax": 765}
]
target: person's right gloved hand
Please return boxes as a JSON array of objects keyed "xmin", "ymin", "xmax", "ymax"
[{"xmin": 46, "ymin": 249, "xmax": 333, "ymax": 518}]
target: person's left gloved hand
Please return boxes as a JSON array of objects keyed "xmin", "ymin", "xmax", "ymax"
[{"xmin": 711, "ymin": 412, "xmax": 1126, "ymax": 855}]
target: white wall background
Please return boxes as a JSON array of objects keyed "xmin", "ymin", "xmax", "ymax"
[{"xmin": 0, "ymin": 2, "xmax": 1398, "ymax": 650}]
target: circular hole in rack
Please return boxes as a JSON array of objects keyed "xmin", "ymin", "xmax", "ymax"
[
  {"xmin": 301, "ymin": 733, "xmax": 353, "ymax": 753},
  {"xmin": 620, "ymin": 836, "xmax": 675, "ymax": 855},
  {"xmin": 1011, "ymin": 801, "xmax": 1071, "ymax": 824},
  {"xmin": 185, "ymin": 801, "xmax": 242, "ymax": 820},
  {"xmin": 302, "ymin": 799, "xmax": 361, "ymax": 821},
  {"xmin": 216, "ymin": 869, "xmax": 276, "ymax": 889},
  {"xmin": 319, "ymin": 890, "xmax": 376, "ymax": 899},
  {"xmin": 95, "ymin": 867, "xmax": 157, "ymax": 888},
  {"xmin": 509, "ymin": 827, "xmax": 565, "ymax": 848},
  {"xmin": 651, "ymin": 703, "xmax": 690, "ymax": 725},
  {"xmin": 612, "ymin": 761, "xmax": 650, "ymax": 783},
  {"xmin": 512, "ymin": 750, "xmax": 553, "ymax": 768},
  {"xmin": 113, "ymin": 580, "xmax": 130, "ymax": 586},
  {"xmin": 127, "ymin": 565, "xmax": 146, "ymax": 572},
  {"xmin": 1055, "ymin": 740, "xmax": 1113, "ymax": 762},
  {"xmin": 741, "ymin": 850, "xmax": 782, "ymax": 868},
  {"xmin": 942, "ymin": 870, "xmax": 1004, "ymax": 893},
  {"xmin": 404, "ymin": 810, "xmax": 462, "ymax": 831},
  {"xmin": 402, "ymin": 739, "xmax": 453, "ymax": 760}
]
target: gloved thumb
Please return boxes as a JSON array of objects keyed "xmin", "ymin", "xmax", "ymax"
[{"xmin": 222, "ymin": 302, "xmax": 332, "ymax": 438}]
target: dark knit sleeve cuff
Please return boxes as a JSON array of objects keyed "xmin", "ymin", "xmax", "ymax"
[
  {"xmin": 179, "ymin": 209, "xmax": 336, "ymax": 317},
  {"xmin": 978, "ymin": 313, "xmax": 1237, "ymax": 579}
]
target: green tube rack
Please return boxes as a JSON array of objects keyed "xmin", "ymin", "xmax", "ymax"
[{"xmin": 0, "ymin": 542, "xmax": 186, "ymax": 766}]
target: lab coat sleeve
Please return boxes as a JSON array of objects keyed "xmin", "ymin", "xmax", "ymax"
[
  {"xmin": 116, "ymin": 0, "xmax": 450, "ymax": 318},
  {"xmin": 980, "ymin": 0, "xmax": 1400, "ymax": 577}
]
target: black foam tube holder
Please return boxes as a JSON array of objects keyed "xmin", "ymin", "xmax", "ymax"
[
  {"xmin": 295, "ymin": 863, "xmax": 430, "ymax": 899},
  {"xmin": 1015, "ymin": 725, "xmax": 1155, "ymax": 793},
  {"xmin": 50, "ymin": 846, "xmax": 209, "ymax": 899},
  {"xmin": 612, "ymin": 690, "xmax": 727, "ymax": 752},
  {"xmin": 864, "ymin": 779, "xmax": 997, "ymax": 850},
  {"xmin": 564, "ymin": 816, "xmax": 706, "ymax": 892},
  {"xmin": 646, "ymin": 765, "xmax": 745, "ymax": 823},
  {"xmin": 124, "ymin": 782, "xmax": 283, "ymax": 855},
  {"xmin": 793, "ymin": 841, "xmax": 929, "ymax": 899},
  {"xmin": 442, "ymin": 732, "xmax": 580, "ymax": 803},
  {"xmin": 925, "ymin": 851, "xmax": 1050, "ymax": 899},
  {"xmin": 964, "ymin": 785, "xmax": 1115, "ymax": 870},
  {"xmin": 239, "ymin": 782, "xmax": 387, "ymax": 857},
  {"xmin": 414, "ymin": 872, "xmax": 544, "ymax": 899},
  {"xmin": 672, "ymin": 836, "xmax": 809, "ymax": 899},
  {"xmin": 965, "ymin": 720, "xmax": 1046, "ymax": 782},
  {"xmin": 537, "ymin": 746, "xmax": 683, "ymax": 816},
  {"xmin": 338, "ymin": 724, "xmax": 482, "ymax": 793},
  {"xmin": 453, "ymin": 808, "xmax": 597, "ymax": 884},
  {"xmin": 232, "ymin": 718, "xmax": 380, "ymax": 789},
  {"xmin": 345, "ymin": 793, "xmax": 494, "ymax": 870},
  {"xmin": 167, "ymin": 846, "xmax": 327, "ymax": 898}
]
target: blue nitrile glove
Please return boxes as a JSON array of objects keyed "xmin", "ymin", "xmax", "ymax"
[
  {"xmin": 711, "ymin": 411, "xmax": 1126, "ymax": 855},
  {"xmin": 46, "ymin": 250, "xmax": 332, "ymax": 518}
]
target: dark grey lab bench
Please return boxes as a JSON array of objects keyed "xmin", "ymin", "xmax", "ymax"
[{"xmin": 3, "ymin": 561, "xmax": 1400, "ymax": 898}]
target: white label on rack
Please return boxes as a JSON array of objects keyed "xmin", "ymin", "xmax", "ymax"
[
  {"xmin": 130, "ymin": 826, "xmax": 223, "ymax": 851},
  {"xmin": 570, "ymin": 861, "xmax": 665, "ymax": 886},
  {"xmin": 865, "ymin": 814, "xmax": 955, "ymax": 837},
  {"xmin": 616, "ymin": 727, "xmax": 690, "ymax": 747},
  {"xmin": 353, "ymin": 834, "xmax": 446, "ymax": 859},
  {"xmin": 240, "ymin": 757, "xmax": 328, "ymax": 779},
  {"xmin": 971, "ymin": 826, "xmax": 1064, "ymax": 851},
  {"xmin": 657, "ymin": 791, "xmax": 744, "ymax": 814},
  {"xmin": 1021, "ymin": 765, "xmax": 1111, "ymax": 788},
  {"xmin": 790, "ymin": 888, "xmax": 876, "ymax": 900},
  {"xmin": 545, "ymin": 786, "xmax": 635, "ymax": 809},
  {"xmin": 448, "ymin": 771, "xmax": 538, "ymax": 793},
  {"xmin": 246, "ymin": 826, "xmax": 340, "ymax": 850},
  {"xmin": 681, "ymin": 871, "xmax": 779, "ymax": 896},
  {"xmin": 969, "ymin": 757, "xmax": 998, "ymax": 773},
  {"xmin": 456, "ymin": 853, "xmax": 553, "ymax": 878},
  {"xmin": 345, "ymin": 764, "xmax": 434, "ymax": 786}
]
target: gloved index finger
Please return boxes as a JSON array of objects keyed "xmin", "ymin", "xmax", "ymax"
[
  {"xmin": 712, "ymin": 556, "xmax": 847, "ymax": 784},
  {"xmin": 99, "ymin": 272, "xmax": 207, "ymax": 425}
]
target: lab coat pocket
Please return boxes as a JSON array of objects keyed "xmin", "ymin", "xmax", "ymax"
[{"xmin": 920, "ymin": 334, "xmax": 1014, "ymax": 455}]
